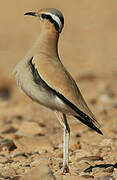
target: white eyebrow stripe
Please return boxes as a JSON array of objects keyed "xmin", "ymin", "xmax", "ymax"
[{"xmin": 42, "ymin": 12, "xmax": 62, "ymax": 30}]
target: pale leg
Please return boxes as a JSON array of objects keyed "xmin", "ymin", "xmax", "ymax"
[{"xmin": 55, "ymin": 112, "xmax": 70, "ymax": 173}]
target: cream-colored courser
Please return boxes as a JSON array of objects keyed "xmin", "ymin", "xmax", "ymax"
[{"xmin": 13, "ymin": 8, "xmax": 103, "ymax": 173}]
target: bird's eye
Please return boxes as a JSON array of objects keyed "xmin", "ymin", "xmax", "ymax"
[{"xmin": 40, "ymin": 14, "xmax": 45, "ymax": 20}]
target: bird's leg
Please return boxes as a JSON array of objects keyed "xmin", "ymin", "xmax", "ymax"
[
  {"xmin": 63, "ymin": 113, "xmax": 70, "ymax": 173},
  {"xmin": 55, "ymin": 112, "xmax": 70, "ymax": 174}
]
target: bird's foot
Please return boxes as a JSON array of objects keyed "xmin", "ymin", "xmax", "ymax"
[{"xmin": 62, "ymin": 164, "xmax": 70, "ymax": 174}]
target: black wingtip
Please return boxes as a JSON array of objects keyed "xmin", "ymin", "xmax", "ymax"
[
  {"xmin": 75, "ymin": 116, "xmax": 103, "ymax": 135},
  {"xmin": 96, "ymin": 128, "xmax": 103, "ymax": 135},
  {"xmin": 53, "ymin": 91, "xmax": 103, "ymax": 135}
]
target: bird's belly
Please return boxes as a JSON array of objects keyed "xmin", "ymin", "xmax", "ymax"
[{"xmin": 22, "ymin": 81, "xmax": 71, "ymax": 114}]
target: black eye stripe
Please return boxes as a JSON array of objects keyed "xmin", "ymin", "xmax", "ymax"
[
  {"xmin": 41, "ymin": 13, "xmax": 62, "ymax": 33},
  {"xmin": 41, "ymin": 13, "xmax": 64, "ymax": 26}
]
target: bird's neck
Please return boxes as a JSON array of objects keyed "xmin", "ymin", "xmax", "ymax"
[{"xmin": 36, "ymin": 25, "xmax": 59, "ymax": 58}]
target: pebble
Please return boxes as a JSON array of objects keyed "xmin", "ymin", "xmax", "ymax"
[
  {"xmin": 70, "ymin": 143, "xmax": 81, "ymax": 151},
  {"xmin": 82, "ymin": 174, "xmax": 94, "ymax": 178},
  {"xmin": 103, "ymin": 166, "xmax": 114, "ymax": 173},
  {"xmin": 77, "ymin": 156, "xmax": 103, "ymax": 162},
  {"xmin": 0, "ymin": 139, "xmax": 17, "ymax": 152}
]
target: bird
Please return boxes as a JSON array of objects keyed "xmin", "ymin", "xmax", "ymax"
[{"xmin": 13, "ymin": 8, "xmax": 103, "ymax": 174}]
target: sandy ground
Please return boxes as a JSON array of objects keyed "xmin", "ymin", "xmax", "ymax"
[{"xmin": 0, "ymin": 0, "xmax": 117, "ymax": 179}]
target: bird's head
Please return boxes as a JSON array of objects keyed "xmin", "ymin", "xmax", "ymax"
[{"xmin": 24, "ymin": 8, "xmax": 64, "ymax": 33}]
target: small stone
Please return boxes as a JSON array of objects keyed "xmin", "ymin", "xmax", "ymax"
[
  {"xmin": 77, "ymin": 156, "xmax": 103, "ymax": 162},
  {"xmin": 75, "ymin": 133, "xmax": 81, "ymax": 138},
  {"xmin": 2, "ymin": 127, "xmax": 18, "ymax": 134},
  {"xmin": 70, "ymin": 143, "xmax": 81, "ymax": 151},
  {"xmin": 0, "ymin": 87, "xmax": 11, "ymax": 100},
  {"xmin": 0, "ymin": 139, "xmax": 17, "ymax": 152},
  {"xmin": 58, "ymin": 153, "xmax": 63, "ymax": 158},
  {"xmin": 103, "ymin": 166, "xmax": 114, "ymax": 173},
  {"xmin": 82, "ymin": 174, "xmax": 94, "ymax": 178}
]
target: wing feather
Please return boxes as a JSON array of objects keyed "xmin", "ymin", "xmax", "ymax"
[{"xmin": 31, "ymin": 56, "xmax": 101, "ymax": 132}]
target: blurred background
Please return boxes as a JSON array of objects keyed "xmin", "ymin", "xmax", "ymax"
[
  {"xmin": 0, "ymin": 0, "xmax": 117, "ymax": 179},
  {"xmin": 1, "ymin": 0, "xmax": 117, "ymax": 77}
]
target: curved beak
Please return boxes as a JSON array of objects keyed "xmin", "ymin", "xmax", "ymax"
[{"xmin": 24, "ymin": 12, "xmax": 37, "ymax": 16}]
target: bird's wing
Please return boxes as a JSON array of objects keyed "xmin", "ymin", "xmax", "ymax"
[{"xmin": 31, "ymin": 55, "xmax": 101, "ymax": 130}]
